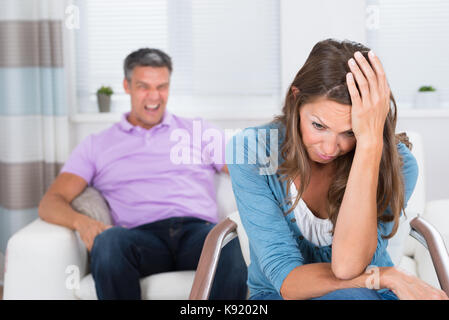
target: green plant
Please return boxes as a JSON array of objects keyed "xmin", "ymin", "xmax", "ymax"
[
  {"xmin": 97, "ymin": 86, "xmax": 114, "ymax": 96},
  {"xmin": 418, "ymin": 86, "xmax": 436, "ymax": 92}
]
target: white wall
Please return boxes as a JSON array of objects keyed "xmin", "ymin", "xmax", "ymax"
[
  {"xmin": 280, "ymin": 0, "xmax": 366, "ymax": 94},
  {"xmin": 397, "ymin": 116, "xmax": 449, "ymax": 201}
]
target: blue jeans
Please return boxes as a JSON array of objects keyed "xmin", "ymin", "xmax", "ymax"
[
  {"xmin": 250, "ymin": 288, "xmax": 398, "ymax": 300},
  {"xmin": 90, "ymin": 217, "xmax": 248, "ymax": 300}
]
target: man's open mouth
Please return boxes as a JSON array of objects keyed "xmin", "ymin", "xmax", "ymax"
[{"xmin": 144, "ymin": 104, "xmax": 160, "ymax": 111}]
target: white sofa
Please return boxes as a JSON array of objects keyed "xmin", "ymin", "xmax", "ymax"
[
  {"xmin": 4, "ymin": 131, "xmax": 448, "ymax": 299},
  {"xmin": 3, "ymin": 173, "xmax": 238, "ymax": 300}
]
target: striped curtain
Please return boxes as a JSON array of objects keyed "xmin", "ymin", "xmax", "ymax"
[{"xmin": 0, "ymin": 0, "xmax": 70, "ymax": 276}]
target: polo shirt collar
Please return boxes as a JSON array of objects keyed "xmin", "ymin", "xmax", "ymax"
[{"xmin": 119, "ymin": 110, "xmax": 173, "ymax": 133}]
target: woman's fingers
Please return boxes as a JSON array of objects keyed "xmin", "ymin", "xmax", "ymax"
[
  {"xmin": 353, "ymin": 51, "xmax": 380, "ymax": 101},
  {"xmin": 367, "ymin": 51, "xmax": 388, "ymax": 95},
  {"xmin": 346, "ymin": 72, "xmax": 362, "ymax": 107},
  {"xmin": 348, "ymin": 56, "xmax": 370, "ymax": 103},
  {"xmin": 368, "ymin": 51, "xmax": 391, "ymax": 108}
]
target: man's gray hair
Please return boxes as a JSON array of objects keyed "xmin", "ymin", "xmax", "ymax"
[{"xmin": 123, "ymin": 48, "xmax": 172, "ymax": 81}]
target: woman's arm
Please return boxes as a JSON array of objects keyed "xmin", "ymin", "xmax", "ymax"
[
  {"xmin": 281, "ymin": 263, "xmax": 449, "ymax": 300},
  {"xmin": 331, "ymin": 143, "xmax": 382, "ymax": 279},
  {"xmin": 281, "ymin": 263, "xmax": 388, "ymax": 300},
  {"xmin": 331, "ymin": 50, "xmax": 391, "ymax": 279}
]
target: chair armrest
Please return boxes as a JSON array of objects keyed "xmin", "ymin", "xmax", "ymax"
[
  {"xmin": 189, "ymin": 218, "xmax": 238, "ymax": 300},
  {"xmin": 4, "ymin": 218, "xmax": 88, "ymax": 299},
  {"xmin": 410, "ymin": 216, "xmax": 449, "ymax": 295}
]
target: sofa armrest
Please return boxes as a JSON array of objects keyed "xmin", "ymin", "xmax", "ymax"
[
  {"xmin": 4, "ymin": 218, "xmax": 88, "ymax": 299},
  {"xmin": 410, "ymin": 216, "xmax": 449, "ymax": 296}
]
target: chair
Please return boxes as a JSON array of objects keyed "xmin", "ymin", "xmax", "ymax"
[
  {"xmin": 189, "ymin": 131, "xmax": 449, "ymax": 299},
  {"xmin": 3, "ymin": 173, "xmax": 239, "ymax": 299},
  {"xmin": 189, "ymin": 210, "xmax": 449, "ymax": 299}
]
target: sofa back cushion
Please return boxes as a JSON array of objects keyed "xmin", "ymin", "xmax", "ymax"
[{"xmin": 71, "ymin": 187, "xmax": 112, "ymax": 225}]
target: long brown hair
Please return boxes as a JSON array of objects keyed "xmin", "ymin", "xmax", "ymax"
[{"xmin": 275, "ymin": 39, "xmax": 411, "ymax": 239}]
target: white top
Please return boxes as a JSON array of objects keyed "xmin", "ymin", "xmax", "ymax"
[{"xmin": 290, "ymin": 182, "xmax": 333, "ymax": 247}]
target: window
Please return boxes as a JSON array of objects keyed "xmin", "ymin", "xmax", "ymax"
[
  {"xmin": 366, "ymin": 0, "xmax": 449, "ymax": 108},
  {"xmin": 75, "ymin": 0, "xmax": 281, "ymax": 117}
]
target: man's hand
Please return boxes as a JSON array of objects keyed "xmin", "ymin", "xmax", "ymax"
[{"xmin": 73, "ymin": 214, "xmax": 113, "ymax": 252}]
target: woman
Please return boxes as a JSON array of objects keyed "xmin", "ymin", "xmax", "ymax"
[{"xmin": 225, "ymin": 39, "xmax": 448, "ymax": 300}]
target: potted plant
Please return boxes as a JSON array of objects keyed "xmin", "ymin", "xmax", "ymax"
[
  {"xmin": 414, "ymin": 85, "xmax": 440, "ymax": 108},
  {"xmin": 97, "ymin": 86, "xmax": 114, "ymax": 113}
]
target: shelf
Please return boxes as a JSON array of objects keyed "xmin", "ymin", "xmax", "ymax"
[
  {"xmin": 71, "ymin": 107, "xmax": 449, "ymax": 124},
  {"xmin": 70, "ymin": 113, "xmax": 122, "ymax": 123},
  {"xmin": 398, "ymin": 108, "xmax": 449, "ymax": 118}
]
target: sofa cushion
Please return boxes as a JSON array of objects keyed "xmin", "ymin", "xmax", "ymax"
[
  {"xmin": 397, "ymin": 255, "xmax": 418, "ymax": 277},
  {"xmin": 75, "ymin": 271, "xmax": 196, "ymax": 300},
  {"xmin": 71, "ymin": 187, "xmax": 112, "ymax": 225},
  {"xmin": 414, "ymin": 243, "xmax": 441, "ymax": 290}
]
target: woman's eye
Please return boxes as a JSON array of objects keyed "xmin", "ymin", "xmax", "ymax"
[
  {"xmin": 312, "ymin": 122, "xmax": 324, "ymax": 130},
  {"xmin": 346, "ymin": 131, "xmax": 355, "ymax": 137}
]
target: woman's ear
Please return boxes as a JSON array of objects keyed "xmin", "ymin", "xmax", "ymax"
[{"xmin": 291, "ymin": 86, "xmax": 300, "ymax": 98}]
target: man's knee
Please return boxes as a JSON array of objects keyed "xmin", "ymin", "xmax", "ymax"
[
  {"xmin": 217, "ymin": 238, "xmax": 247, "ymax": 281},
  {"xmin": 221, "ymin": 238, "xmax": 246, "ymax": 267},
  {"xmin": 90, "ymin": 227, "xmax": 133, "ymax": 271}
]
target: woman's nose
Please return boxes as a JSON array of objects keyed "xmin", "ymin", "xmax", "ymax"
[{"xmin": 322, "ymin": 138, "xmax": 338, "ymax": 156}]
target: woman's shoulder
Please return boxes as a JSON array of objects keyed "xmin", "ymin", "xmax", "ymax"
[
  {"xmin": 226, "ymin": 120, "xmax": 285, "ymax": 176},
  {"xmin": 396, "ymin": 141, "xmax": 419, "ymax": 204},
  {"xmin": 229, "ymin": 121, "xmax": 285, "ymax": 150},
  {"xmin": 396, "ymin": 141, "xmax": 419, "ymax": 178},
  {"xmin": 235, "ymin": 120, "xmax": 284, "ymax": 135}
]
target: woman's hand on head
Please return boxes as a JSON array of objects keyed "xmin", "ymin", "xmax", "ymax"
[{"xmin": 346, "ymin": 51, "xmax": 390, "ymax": 149}]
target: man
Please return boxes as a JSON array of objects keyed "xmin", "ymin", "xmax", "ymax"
[{"xmin": 38, "ymin": 48, "xmax": 247, "ymax": 300}]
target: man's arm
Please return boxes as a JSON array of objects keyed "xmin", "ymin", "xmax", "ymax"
[
  {"xmin": 38, "ymin": 172, "xmax": 111, "ymax": 251},
  {"xmin": 38, "ymin": 172, "xmax": 88, "ymax": 230}
]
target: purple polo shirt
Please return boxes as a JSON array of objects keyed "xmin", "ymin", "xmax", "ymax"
[{"xmin": 61, "ymin": 111, "xmax": 225, "ymax": 228}]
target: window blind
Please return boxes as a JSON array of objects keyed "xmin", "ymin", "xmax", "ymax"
[
  {"xmin": 75, "ymin": 0, "xmax": 280, "ymax": 114},
  {"xmin": 366, "ymin": 0, "xmax": 449, "ymax": 108}
]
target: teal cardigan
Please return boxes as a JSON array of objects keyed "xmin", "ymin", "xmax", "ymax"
[{"xmin": 225, "ymin": 121, "xmax": 419, "ymax": 298}]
